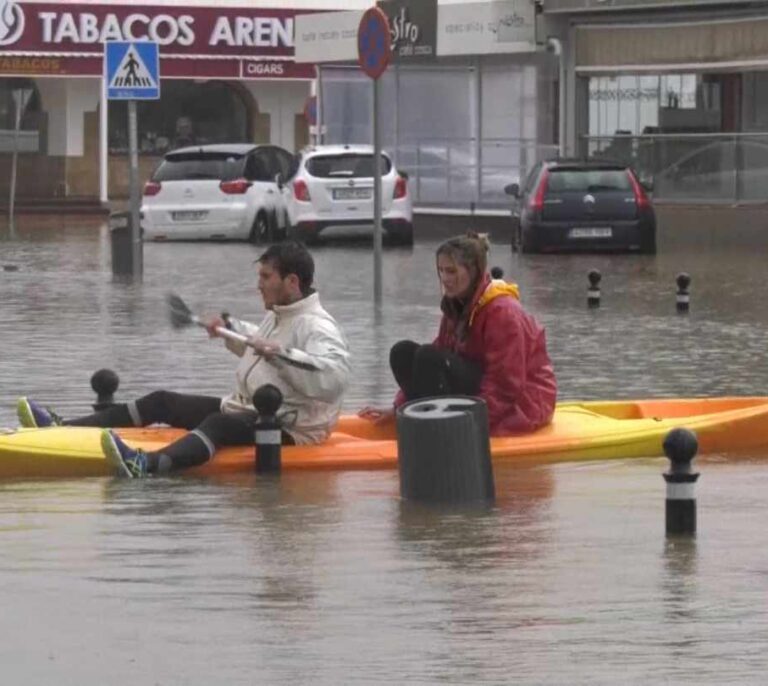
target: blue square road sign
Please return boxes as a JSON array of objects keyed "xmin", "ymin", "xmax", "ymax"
[{"xmin": 105, "ymin": 42, "xmax": 160, "ymax": 100}]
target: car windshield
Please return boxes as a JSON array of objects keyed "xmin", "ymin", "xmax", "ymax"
[
  {"xmin": 547, "ymin": 169, "xmax": 631, "ymax": 193},
  {"xmin": 306, "ymin": 154, "xmax": 392, "ymax": 178},
  {"xmin": 153, "ymin": 152, "xmax": 244, "ymax": 182}
]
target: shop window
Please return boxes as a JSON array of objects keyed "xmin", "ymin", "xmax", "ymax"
[
  {"xmin": 108, "ymin": 80, "xmax": 250, "ymax": 156},
  {"xmin": 588, "ymin": 73, "xmax": 722, "ymax": 138}
]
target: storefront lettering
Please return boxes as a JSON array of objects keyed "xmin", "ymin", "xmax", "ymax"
[
  {"xmin": 209, "ymin": 16, "xmax": 293, "ymax": 47},
  {"xmin": 245, "ymin": 61, "xmax": 285, "ymax": 76},
  {"xmin": 390, "ymin": 7, "xmax": 420, "ymax": 47},
  {"xmin": 590, "ymin": 87, "xmax": 659, "ymax": 102},
  {"xmin": 27, "ymin": 10, "xmax": 293, "ymax": 49},
  {"xmin": 38, "ymin": 12, "xmax": 195, "ymax": 46},
  {"xmin": 0, "ymin": 56, "xmax": 61, "ymax": 73}
]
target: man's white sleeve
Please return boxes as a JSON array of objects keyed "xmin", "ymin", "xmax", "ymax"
[
  {"xmin": 271, "ymin": 320, "xmax": 350, "ymax": 402},
  {"xmin": 223, "ymin": 317, "xmax": 260, "ymax": 357}
]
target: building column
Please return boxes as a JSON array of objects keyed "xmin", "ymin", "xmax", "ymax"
[{"xmin": 36, "ymin": 77, "xmax": 100, "ymax": 198}]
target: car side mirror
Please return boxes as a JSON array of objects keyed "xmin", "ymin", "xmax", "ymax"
[
  {"xmin": 504, "ymin": 183, "xmax": 520, "ymax": 198},
  {"xmin": 275, "ymin": 172, "xmax": 284, "ymax": 189}
]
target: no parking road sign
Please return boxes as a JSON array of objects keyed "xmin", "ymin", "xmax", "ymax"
[
  {"xmin": 358, "ymin": 7, "xmax": 391, "ymax": 80},
  {"xmin": 105, "ymin": 42, "xmax": 160, "ymax": 100}
]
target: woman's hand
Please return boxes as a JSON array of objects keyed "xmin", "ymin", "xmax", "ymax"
[{"xmin": 358, "ymin": 406, "xmax": 395, "ymax": 424}]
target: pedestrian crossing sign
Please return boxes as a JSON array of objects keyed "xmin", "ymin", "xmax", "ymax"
[{"xmin": 105, "ymin": 42, "xmax": 160, "ymax": 100}]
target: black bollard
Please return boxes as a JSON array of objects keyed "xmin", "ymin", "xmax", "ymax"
[
  {"xmin": 676, "ymin": 273, "xmax": 691, "ymax": 314},
  {"xmin": 91, "ymin": 369, "xmax": 119, "ymax": 411},
  {"xmin": 663, "ymin": 428, "xmax": 699, "ymax": 536},
  {"xmin": 396, "ymin": 396, "xmax": 495, "ymax": 504},
  {"xmin": 253, "ymin": 384, "xmax": 283, "ymax": 473},
  {"xmin": 587, "ymin": 269, "xmax": 601, "ymax": 308}
]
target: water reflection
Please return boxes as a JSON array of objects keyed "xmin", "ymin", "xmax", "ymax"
[
  {"xmin": 661, "ymin": 536, "xmax": 699, "ymax": 626},
  {"xmin": 397, "ymin": 466, "xmax": 555, "ymax": 569}
]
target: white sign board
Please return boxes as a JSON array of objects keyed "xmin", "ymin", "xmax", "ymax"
[
  {"xmin": 437, "ymin": 0, "xmax": 537, "ymax": 56},
  {"xmin": 294, "ymin": 10, "xmax": 363, "ymax": 63}
]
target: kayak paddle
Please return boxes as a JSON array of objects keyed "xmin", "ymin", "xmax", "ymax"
[{"xmin": 167, "ymin": 293, "xmax": 319, "ymax": 371}]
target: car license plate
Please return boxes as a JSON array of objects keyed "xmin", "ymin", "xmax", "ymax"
[
  {"xmin": 333, "ymin": 188, "xmax": 371, "ymax": 200},
  {"xmin": 172, "ymin": 210, "xmax": 208, "ymax": 221},
  {"xmin": 569, "ymin": 227, "xmax": 612, "ymax": 239}
]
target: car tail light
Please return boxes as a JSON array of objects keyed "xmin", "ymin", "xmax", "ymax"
[
  {"xmin": 293, "ymin": 179, "xmax": 311, "ymax": 202},
  {"xmin": 219, "ymin": 178, "xmax": 252, "ymax": 194},
  {"xmin": 529, "ymin": 169, "xmax": 550, "ymax": 213},
  {"xmin": 143, "ymin": 181, "xmax": 162, "ymax": 197},
  {"xmin": 627, "ymin": 171, "xmax": 651, "ymax": 210},
  {"xmin": 393, "ymin": 175, "xmax": 408, "ymax": 199}
]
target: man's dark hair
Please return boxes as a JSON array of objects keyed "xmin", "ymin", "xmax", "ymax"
[{"xmin": 257, "ymin": 241, "xmax": 315, "ymax": 295}]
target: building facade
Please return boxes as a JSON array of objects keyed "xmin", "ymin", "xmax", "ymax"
[
  {"xmin": 0, "ymin": 0, "xmax": 368, "ymax": 204},
  {"xmin": 543, "ymin": 0, "xmax": 768, "ymax": 204},
  {"xmin": 314, "ymin": 0, "xmax": 557, "ymax": 213}
]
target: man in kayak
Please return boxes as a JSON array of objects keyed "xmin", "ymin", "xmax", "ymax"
[
  {"xmin": 16, "ymin": 241, "xmax": 351, "ymax": 478},
  {"xmin": 359, "ymin": 231, "xmax": 556, "ymax": 435}
]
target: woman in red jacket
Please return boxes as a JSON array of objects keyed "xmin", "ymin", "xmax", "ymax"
[{"xmin": 360, "ymin": 232, "xmax": 557, "ymax": 435}]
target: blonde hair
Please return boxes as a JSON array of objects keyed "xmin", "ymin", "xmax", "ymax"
[{"xmin": 436, "ymin": 231, "xmax": 491, "ymax": 283}]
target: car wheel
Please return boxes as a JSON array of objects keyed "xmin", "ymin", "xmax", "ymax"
[{"xmin": 249, "ymin": 212, "xmax": 270, "ymax": 244}]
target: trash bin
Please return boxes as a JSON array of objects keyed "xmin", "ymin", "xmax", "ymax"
[
  {"xmin": 396, "ymin": 396, "xmax": 495, "ymax": 504},
  {"xmin": 109, "ymin": 211, "xmax": 135, "ymax": 275}
]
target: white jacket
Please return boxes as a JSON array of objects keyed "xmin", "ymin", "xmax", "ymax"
[{"xmin": 220, "ymin": 292, "xmax": 351, "ymax": 445}]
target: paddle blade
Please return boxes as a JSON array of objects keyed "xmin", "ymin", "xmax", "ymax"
[{"xmin": 168, "ymin": 292, "xmax": 194, "ymax": 329}]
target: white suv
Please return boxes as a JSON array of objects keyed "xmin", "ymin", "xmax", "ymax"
[
  {"xmin": 283, "ymin": 144, "xmax": 413, "ymax": 245},
  {"xmin": 141, "ymin": 144, "xmax": 293, "ymax": 242}
]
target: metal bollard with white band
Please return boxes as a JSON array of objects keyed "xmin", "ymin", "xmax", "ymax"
[
  {"xmin": 676, "ymin": 273, "xmax": 691, "ymax": 314},
  {"xmin": 252, "ymin": 384, "xmax": 284, "ymax": 474},
  {"xmin": 662, "ymin": 428, "xmax": 699, "ymax": 535},
  {"xmin": 588, "ymin": 269, "xmax": 602, "ymax": 309}
]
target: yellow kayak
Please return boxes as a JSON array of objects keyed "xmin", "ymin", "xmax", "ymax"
[{"xmin": 1, "ymin": 397, "xmax": 767, "ymax": 479}]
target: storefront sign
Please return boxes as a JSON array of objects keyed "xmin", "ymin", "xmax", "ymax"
[
  {"xmin": 0, "ymin": 1, "xmax": 323, "ymax": 79},
  {"xmin": 378, "ymin": 0, "xmax": 437, "ymax": 60},
  {"xmin": 294, "ymin": 10, "xmax": 362, "ymax": 64},
  {"xmin": 437, "ymin": 0, "xmax": 537, "ymax": 56},
  {"xmin": 240, "ymin": 60, "xmax": 314, "ymax": 80},
  {"xmin": 544, "ymin": 0, "xmax": 754, "ymax": 11},
  {"xmin": 0, "ymin": 55, "xmax": 69, "ymax": 75},
  {"xmin": 0, "ymin": 1, "xmax": 300, "ymax": 56}
]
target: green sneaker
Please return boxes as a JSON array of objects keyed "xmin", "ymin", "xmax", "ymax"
[
  {"xmin": 17, "ymin": 397, "xmax": 63, "ymax": 428},
  {"xmin": 101, "ymin": 429, "xmax": 148, "ymax": 478}
]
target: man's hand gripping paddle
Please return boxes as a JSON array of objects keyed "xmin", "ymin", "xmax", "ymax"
[{"xmin": 167, "ymin": 293, "xmax": 318, "ymax": 371}]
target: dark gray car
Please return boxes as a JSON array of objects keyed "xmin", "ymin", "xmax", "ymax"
[{"xmin": 505, "ymin": 159, "xmax": 657, "ymax": 254}]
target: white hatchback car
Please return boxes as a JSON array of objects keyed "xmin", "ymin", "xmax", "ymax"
[
  {"xmin": 141, "ymin": 144, "xmax": 294, "ymax": 242},
  {"xmin": 283, "ymin": 144, "xmax": 413, "ymax": 244}
]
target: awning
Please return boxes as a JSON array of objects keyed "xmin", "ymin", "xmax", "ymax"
[{"xmin": 575, "ymin": 16, "xmax": 768, "ymax": 73}]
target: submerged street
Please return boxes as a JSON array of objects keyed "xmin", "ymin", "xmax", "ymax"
[{"xmin": 1, "ymin": 216, "xmax": 768, "ymax": 683}]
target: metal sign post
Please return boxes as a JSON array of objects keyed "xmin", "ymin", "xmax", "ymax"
[
  {"xmin": 358, "ymin": 7, "xmax": 392, "ymax": 305},
  {"xmin": 126, "ymin": 99, "xmax": 141, "ymax": 274},
  {"xmin": 8, "ymin": 87, "xmax": 33, "ymax": 235},
  {"xmin": 104, "ymin": 41, "xmax": 160, "ymax": 278}
]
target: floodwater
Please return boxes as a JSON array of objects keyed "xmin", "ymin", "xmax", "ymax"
[{"xmin": 1, "ymin": 216, "xmax": 768, "ymax": 684}]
